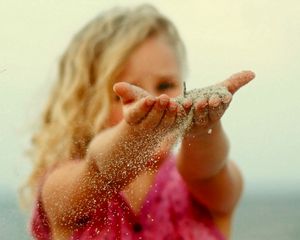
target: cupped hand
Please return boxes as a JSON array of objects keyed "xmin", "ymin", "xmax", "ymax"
[
  {"xmin": 189, "ymin": 70, "xmax": 255, "ymax": 128},
  {"xmin": 113, "ymin": 82, "xmax": 181, "ymax": 133}
]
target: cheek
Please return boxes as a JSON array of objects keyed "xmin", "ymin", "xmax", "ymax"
[{"xmin": 167, "ymin": 86, "xmax": 183, "ymax": 98}]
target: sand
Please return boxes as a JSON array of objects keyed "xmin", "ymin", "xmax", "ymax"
[
  {"xmin": 75, "ymin": 84, "xmax": 231, "ymax": 225},
  {"xmin": 174, "ymin": 84, "xmax": 229, "ymax": 135}
]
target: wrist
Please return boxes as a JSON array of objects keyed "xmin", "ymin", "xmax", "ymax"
[{"xmin": 184, "ymin": 121, "xmax": 222, "ymax": 138}]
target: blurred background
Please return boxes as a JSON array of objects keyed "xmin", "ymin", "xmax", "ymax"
[{"xmin": 0, "ymin": 0, "xmax": 299, "ymax": 239}]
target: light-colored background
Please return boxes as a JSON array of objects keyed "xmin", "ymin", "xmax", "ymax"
[{"xmin": 1, "ymin": 0, "xmax": 299, "ymax": 239}]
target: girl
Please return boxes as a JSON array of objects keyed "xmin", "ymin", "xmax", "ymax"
[{"xmin": 26, "ymin": 4, "xmax": 255, "ymax": 240}]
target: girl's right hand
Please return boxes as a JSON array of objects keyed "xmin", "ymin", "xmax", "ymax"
[{"xmin": 113, "ymin": 82, "xmax": 181, "ymax": 133}]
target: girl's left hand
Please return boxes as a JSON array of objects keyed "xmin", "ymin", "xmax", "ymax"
[{"xmin": 190, "ymin": 70, "xmax": 255, "ymax": 128}]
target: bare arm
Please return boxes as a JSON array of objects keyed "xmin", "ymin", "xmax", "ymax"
[
  {"xmin": 41, "ymin": 82, "xmax": 180, "ymax": 235},
  {"xmin": 177, "ymin": 122, "xmax": 243, "ymax": 214},
  {"xmin": 42, "ymin": 122, "xmax": 144, "ymax": 227},
  {"xmin": 177, "ymin": 71, "xmax": 255, "ymax": 216}
]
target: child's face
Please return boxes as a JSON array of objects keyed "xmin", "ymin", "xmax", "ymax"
[{"xmin": 107, "ymin": 35, "xmax": 183, "ymax": 127}]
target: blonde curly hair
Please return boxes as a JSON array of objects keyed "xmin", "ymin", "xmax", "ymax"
[{"xmin": 21, "ymin": 4, "xmax": 186, "ymax": 207}]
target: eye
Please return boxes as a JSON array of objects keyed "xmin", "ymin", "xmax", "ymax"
[{"xmin": 156, "ymin": 82, "xmax": 175, "ymax": 91}]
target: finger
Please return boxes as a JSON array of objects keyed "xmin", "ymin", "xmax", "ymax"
[
  {"xmin": 182, "ymin": 98, "xmax": 193, "ymax": 114},
  {"xmin": 194, "ymin": 102, "xmax": 209, "ymax": 127},
  {"xmin": 159, "ymin": 101, "xmax": 178, "ymax": 130},
  {"xmin": 222, "ymin": 92, "xmax": 232, "ymax": 104},
  {"xmin": 208, "ymin": 104, "xmax": 226, "ymax": 122},
  {"xmin": 218, "ymin": 70, "xmax": 255, "ymax": 95},
  {"xmin": 208, "ymin": 93, "xmax": 222, "ymax": 107},
  {"xmin": 176, "ymin": 102, "xmax": 187, "ymax": 119},
  {"xmin": 208, "ymin": 88, "xmax": 232, "ymax": 121},
  {"xmin": 214, "ymin": 86, "xmax": 232, "ymax": 104},
  {"xmin": 113, "ymin": 82, "xmax": 148, "ymax": 104},
  {"xmin": 125, "ymin": 96, "xmax": 156, "ymax": 125},
  {"xmin": 141, "ymin": 94, "xmax": 169, "ymax": 129},
  {"xmin": 195, "ymin": 96, "xmax": 208, "ymax": 108}
]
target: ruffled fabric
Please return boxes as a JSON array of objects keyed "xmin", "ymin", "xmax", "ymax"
[{"xmin": 31, "ymin": 156, "xmax": 224, "ymax": 240}]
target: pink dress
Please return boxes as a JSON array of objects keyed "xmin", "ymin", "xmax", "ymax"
[{"xmin": 31, "ymin": 156, "xmax": 225, "ymax": 240}]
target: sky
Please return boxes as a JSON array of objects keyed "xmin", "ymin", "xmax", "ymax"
[{"xmin": 1, "ymin": 0, "xmax": 300, "ymax": 194}]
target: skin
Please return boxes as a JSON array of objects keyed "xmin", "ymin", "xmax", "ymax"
[{"xmin": 41, "ymin": 35, "xmax": 255, "ymax": 239}]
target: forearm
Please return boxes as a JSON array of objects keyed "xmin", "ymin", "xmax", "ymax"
[
  {"xmin": 42, "ymin": 120, "xmax": 161, "ymax": 229},
  {"xmin": 177, "ymin": 121, "xmax": 230, "ymax": 180},
  {"xmin": 87, "ymin": 120, "xmax": 161, "ymax": 191},
  {"xmin": 41, "ymin": 160, "xmax": 100, "ymax": 228},
  {"xmin": 176, "ymin": 122, "xmax": 243, "ymax": 215}
]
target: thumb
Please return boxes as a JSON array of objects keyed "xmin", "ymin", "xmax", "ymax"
[
  {"xmin": 218, "ymin": 70, "xmax": 255, "ymax": 94},
  {"xmin": 113, "ymin": 82, "xmax": 148, "ymax": 104}
]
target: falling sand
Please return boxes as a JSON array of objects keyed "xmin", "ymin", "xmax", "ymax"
[
  {"xmin": 64, "ymin": 84, "xmax": 231, "ymax": 231},
  {"xmin": 102, "ymin": 84, "xmax": 231, "ymax": 188}
]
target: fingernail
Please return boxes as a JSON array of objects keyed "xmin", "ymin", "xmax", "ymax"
[
  {"xmin": 159, "ymin": 98, "xmax": 168, "ymax": 106},
  {"xmin": 169, "ymin": 103, "xmax": 177, "ymax": 111},
  {"xmin": 184, "ymin": 100, "xmax": 192, "ymax": 109},
  {"xmin": 210, "ymin": 99, "xmax": 219, "ymax": 107},
  {"xmin": 196, "ymin": 101, "xmax": 207, "ymax": 110},
  {"xmin": 212, "ymin": 102, "xmax": 219, "ymax": 107},
  {"xmin": 146, "ymin": 97, "xmax": 155, "ymax": 106}
]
